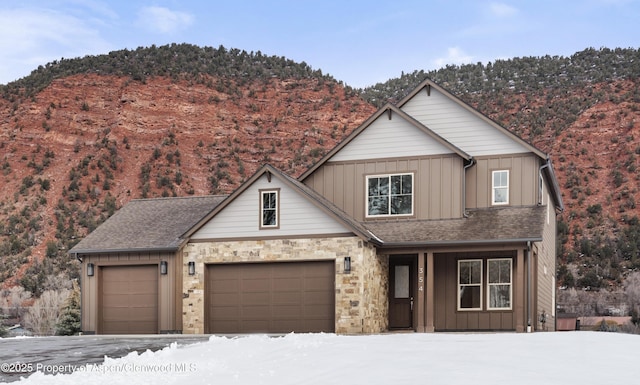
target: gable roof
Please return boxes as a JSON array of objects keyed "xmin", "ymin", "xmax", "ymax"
[
  {"xmin": 69, "ymin": 195, "xmax": 226, "ymax": 255},
  {"xmin": 184, "ymin": 164, "xmax": 381, "ymax": 244},
  {"xmin": 364, "ymin": 206, "xmax": 546, "ymax": 247},
  {"xmin": 397, "ymin": 78, "xmax": 548, "ymax": 159},
  {"xmin": 299, "ymin": 103, "xmax": 472, "ymax": 180}
]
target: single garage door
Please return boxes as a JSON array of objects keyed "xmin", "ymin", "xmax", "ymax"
[
  {"xmin": 207, "ymin": 261, "xmax": 335, "ymax": 333},
  {"xmin": 100, "ymin": 265, "xmax": 158, "ymax": 334}
]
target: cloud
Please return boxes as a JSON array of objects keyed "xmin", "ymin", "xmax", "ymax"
[
  {"xmin": 136, "ymin": 6, "xmax": 194, "ymax": 34},
  {"xmin": 488, "ymin": 2, "xmax": 518, "ymax": 18},
  {"xmin": 0, "ymin": 7, "xmax": 112, "ymax": 83},
  {"xmin": 433, "ymin": 47, "xmax": 474, "ymax": 68}
]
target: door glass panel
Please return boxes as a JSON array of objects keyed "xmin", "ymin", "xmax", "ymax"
[{"xmin": 394, "ymin": 265, "xmax": 409, "ymax": 298}]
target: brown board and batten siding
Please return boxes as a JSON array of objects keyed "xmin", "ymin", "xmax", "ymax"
[
  {"xmin": 465, "ymin": 154, "xmax": 541, "ymax": 209},
  {"xmin": 434, "ymin": 251, "xmax": 522, "ymax": 331},
  {"xmin": 81, "ymin": 250, "xmax": 180, "ymax": 334},
  {"xmin": 303, "ymin": 155, "xmax": 464, "ymax": 222}
]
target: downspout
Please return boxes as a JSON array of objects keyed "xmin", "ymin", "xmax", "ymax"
[
  {"xmin": 462, "ymin": 158, "xmax": 475, "ymax": 218},
  {"xmin": 526, "ymin": 241, "xmax": 532, "ymax": 333}
]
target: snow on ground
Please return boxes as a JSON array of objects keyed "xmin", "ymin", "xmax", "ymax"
[{"xmin": 13, "ymin": 332, "xmax": 640, "ymax": 384}]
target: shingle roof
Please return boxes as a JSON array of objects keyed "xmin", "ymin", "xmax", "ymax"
[
  {"xmin": 69, "ymin": 195, "xmax": 226, "ymax": 254},
  {"xmin": 364, "ymin": 206, "xmax": 546, "ymax": 247}
]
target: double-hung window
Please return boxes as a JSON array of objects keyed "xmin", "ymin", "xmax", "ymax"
[
  {"xmin": 492, "ymin": 170, "xmax": 509, "ymax": 205},
  {"xmin": 458, "ymin": 258, "xmax": 513, "ymax": 311},
  {"xmin": 366, "ymin": 173, "xmax": 413, "ymax": 217},
  {"xmin": 487, "ymin": 259, "xmax": 512, "ymax": 310},
  {"xmin": 260, "ymin": 189, "xmax": 279, "ymax": 229},
  {"xmin": 458, "ymin": 260, "xmax": 482, "ymax": 310}
]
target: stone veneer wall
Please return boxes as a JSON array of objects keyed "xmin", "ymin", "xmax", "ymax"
[{"xmin": 182, "ymin": 236, "xmax": 388, "ymax": 335}]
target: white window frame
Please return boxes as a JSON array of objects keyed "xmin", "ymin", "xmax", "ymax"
[
  {"xmin": 259, "ymin": 189, "xmax": 279, "ymax": 229},
  {"xmin": 487, "ymin": 258, "xmax": 512, "ymax": 310},
  {"xmin": 492, "ymin": 170, "xmax": 509, "ymax": 205},
  {"xmin": 365, "ymin": 173, "xmax": 414, "ymax": 218},
  {"xmin": 457, "ymin": 259, "xmax": 483, "ymax": 311}
]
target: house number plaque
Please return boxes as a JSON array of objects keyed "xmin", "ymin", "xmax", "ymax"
[{"xmin": 418, "ymin": 267, "xmax": 424, "ymax": 291}]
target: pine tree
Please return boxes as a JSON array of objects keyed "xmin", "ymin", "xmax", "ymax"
[
  {"xmin": 55, "ymin": 281, "xmax": 81, "ymax": 336},
  {"xmin": 0, "ymin": 313, "xmax": 8, "ymax": 337}
]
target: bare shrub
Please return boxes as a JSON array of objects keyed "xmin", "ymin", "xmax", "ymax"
[
  {"xmin": 0, "ymin": 286, "xmax": 32, "ymax": 319},
  {"xmin": 23, "ymin": 289, "xmax": 69, "ymax": 336}
]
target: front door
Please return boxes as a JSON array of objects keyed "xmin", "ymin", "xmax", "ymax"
[{"xmin": 389, "ymin": 257, "xmax": 415, "ymax": 329}]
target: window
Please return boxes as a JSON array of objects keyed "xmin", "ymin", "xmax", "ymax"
[
  {"xmin": 458, "ymin": 260, "xmax": 482, "ymax": 310},
  {"xmin": 260, "ymin": 189, "xmax": 279, "ymax": 229},
  {"xmin": 487, "ymin": 259, "xmax": 512, "ymax": 310},
  {"xmin": 492, "ymin": 170, "xmax": 509, "ymax": 205},
  {"xmin": 366, "ymin": 173, "xmax": 413, "ymax": 217}
]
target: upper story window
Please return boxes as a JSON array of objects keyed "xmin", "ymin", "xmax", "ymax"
[
  {"xmin": 260, "ymin": 189, "xmax": 279, "ymax": 229},
  {"xmin": 366, "ymin": 173, "xmax": 413, "ymax": 217},
  {"xmin": 492, "ymin": 170, "xmax": 509, "ymax": 205}
]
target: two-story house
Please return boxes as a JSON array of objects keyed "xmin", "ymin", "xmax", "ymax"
[{"xmin": 70, "ymin": 79, "xmax": 563, "ymax": 334}]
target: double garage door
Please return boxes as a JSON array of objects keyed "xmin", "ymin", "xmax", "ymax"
[
  {"xmin": 100, "ymin": 265, "xmax": 158, "ymax": 334},
  {"xmin": 207, "ymin": 261, "xmax": 335, "ymax": 333}
]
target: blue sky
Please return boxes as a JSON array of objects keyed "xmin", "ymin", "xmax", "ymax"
[{"xmin": 1, "ymin": 0, "xmax": 638, "ymax": 88}]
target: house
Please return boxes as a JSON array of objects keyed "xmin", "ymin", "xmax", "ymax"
[{"xmin": 70, "ymin": 79, "xmax": 563, "ymax": 334}]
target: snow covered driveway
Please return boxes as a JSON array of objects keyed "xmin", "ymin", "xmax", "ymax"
[
  {"xmin": 0, "ymin": 335, "xmax": 209, "ymax": 383},
  {"xmin": 4, "ymin": 332, "xmax": 639, "ymax": 384}
]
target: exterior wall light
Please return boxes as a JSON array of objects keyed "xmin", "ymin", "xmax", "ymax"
[
  {"xmin": 188, "ymin": 261, "xmax": 196, "ymax": 276},
  {"xmin": 160, "ymin": 261, "xmax": 168, "ymax": 275},
  {"xmin": 87, "ymin": 263, "xmax": 94, "ymax": 277},
  {"xmin": 344, "ymin": 257, "xmax": 351, "ymax": 274}
]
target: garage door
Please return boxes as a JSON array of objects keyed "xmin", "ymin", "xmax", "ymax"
[
  {"xmin": 100, "ymin": 265, "xmax": 158, "ymax": 334},
  {"xmin": 207, "ymin": 261, "xmax": 335, "ymax": 333}
]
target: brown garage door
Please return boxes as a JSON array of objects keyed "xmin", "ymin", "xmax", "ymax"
[
  {"xmin": 100, "ymin": 265, "xmax": 158, "ymax": 334},
  {"xmin": 207, "ymin": 261, "xmax": 335, "ymax": 333}
]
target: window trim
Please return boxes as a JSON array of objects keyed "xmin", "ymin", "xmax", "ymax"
[
  {"xmin": 259, "ymin": 188, "xmax": 280, "ymax": 229},
  {"xmin": 457, "ymin": 259, "xmax": 483, "ymax": 311},
  {"xmin": 487, "ymin": 258, "xmax": 513, "ymax": 311},
  {"xmin": 491, "ymin": 169, "xmax": 510, "ymax": 206},
  {"xmin": 365, "ymin": 172, "xmax": 414, "ymax": 218}
]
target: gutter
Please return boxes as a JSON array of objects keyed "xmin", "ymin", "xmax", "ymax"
[
  {"xmin": 69, "ymin": 246, "xmax": 180, "ymax": 255},
  {"xmin": 540, "ymin": 157, "xmax": 565, "ymax": 212},
  {"xmin": 539, "ymin": 162, "xmax": 549, "ymax": 206},
  {"xmin": 378, "ymin": 237, "xmax": 542, "ymax": 249},
  {"xmin": 462, "ymin": 158, "xmax": 475, "ymax": 218}
]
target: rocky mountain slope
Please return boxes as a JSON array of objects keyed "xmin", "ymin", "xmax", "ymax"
[
  {"xmin": 1, "ymin": 44, "xmax": 639, "ymax": 299},
  {"xmin": 0, "ymin": 68, "xmax": 374, "ymax": 294}
]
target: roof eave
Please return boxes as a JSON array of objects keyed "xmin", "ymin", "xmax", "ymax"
[
  {"xmin": 378, "ymin": 237, "xmax": 543, "ymax": 249},
  {"xmin": 69, "ymin": 246, "xmax": 179, "ymax": 256}
]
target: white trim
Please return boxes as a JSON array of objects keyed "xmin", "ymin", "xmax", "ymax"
[
  {"xmin": 365, "ymin": 172, "xmax": 414, "ymax": 218},
  {"xmin": 491, "ymin": 170, "xmax": 509, "ymax": 205},
  {"xmin": 260, "ymin": 190, "xmax": 279, "ymax": 228},
  {"xmin": 457, "ymin": 259, "xmax": 483, "ymax": 311},
  {"xmin": 487, "ymin": 258, "xmax": 513, "ymax": 311}
]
